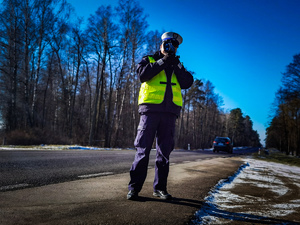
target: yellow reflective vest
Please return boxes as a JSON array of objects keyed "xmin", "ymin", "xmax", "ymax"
[{"xmin": 138, "ymin": 56, "xmax": 183, "ymax": 107}]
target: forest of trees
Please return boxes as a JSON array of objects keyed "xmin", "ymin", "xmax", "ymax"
[
  {"xmin": 266, "ymin": 53, "xmax": 300, "ymax": 156},
  {"xmin": 0, "ymin": 0, "xmax": 260, "ymax": 149}
]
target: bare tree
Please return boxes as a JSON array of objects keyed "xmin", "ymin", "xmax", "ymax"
[
  {"xmin": 113, "ymin": 0, "xmax": 148, "ymax": 147},
  {"xmin": 145, "ymin": 30, "xmax": 162, "ymax": 55},
  {"xmin": 67, "ymin": 19, "xmax": 88, "ymax": 138},
  {"xmin": 87, "ymin": 5, "xmax": 118, "ymax": 146}
]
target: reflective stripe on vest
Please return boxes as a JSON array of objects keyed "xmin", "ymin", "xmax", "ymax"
[{"xmin": 138, "ymin": 56, "xmax": 183, "ymax": 106}]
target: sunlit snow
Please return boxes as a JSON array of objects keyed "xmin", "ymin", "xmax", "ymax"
[{"xmin": 191, "ymin": 158, "xmax": 300, "ymax": 224}]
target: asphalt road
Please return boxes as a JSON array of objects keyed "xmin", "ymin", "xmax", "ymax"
[{"xmin": 0, "ymin": 147, "xmax": 258, "ymax": 191}]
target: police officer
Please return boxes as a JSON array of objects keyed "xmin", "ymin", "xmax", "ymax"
[{"xmin": 127, "ymin": 32, "xmax": 194, "ymax": 200}]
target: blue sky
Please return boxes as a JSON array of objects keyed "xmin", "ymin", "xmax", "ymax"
[{"xmin": 70, "ymin": 0, "xmax": 300, "ymax": 145}]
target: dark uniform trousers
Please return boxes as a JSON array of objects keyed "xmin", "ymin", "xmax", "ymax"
[{"xmin": 128, "ymin": 112, "xmax": 177, "ymax": 193}]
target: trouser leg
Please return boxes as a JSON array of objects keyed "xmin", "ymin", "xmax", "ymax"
[
  {"xmin": 153, "ymin": 113, "xmax": 177, "ymax": 192},
  {"xmin": 128, "ymin": 113, "xmax": 158, "ymax": 192}
]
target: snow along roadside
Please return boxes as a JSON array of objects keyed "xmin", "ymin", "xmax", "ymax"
[{"xmin": 191, "ymin": 158, "xmax": 300, "ymax": 224}]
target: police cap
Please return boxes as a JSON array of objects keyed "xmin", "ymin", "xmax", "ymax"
[{"xmin": 161, "ymin": 32, "xmax": 183, "ymax": 46}]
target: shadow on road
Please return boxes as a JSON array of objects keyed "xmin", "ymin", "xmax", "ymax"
[{"xmin": 133, "ymin": 196, "xmax": 204, "ymax": 209}]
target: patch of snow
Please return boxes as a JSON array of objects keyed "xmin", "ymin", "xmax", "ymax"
[
  {"xmin": 245, "ymin": 209, "xmax": 296, "ymax": 218},
  {"xmin": 273, "ymin": 203, "xmax": 300, "ymax": 209},
  {"xmin": 191, "ymin": 158, "xmax": 300, "ymax": 224},
  {"xmin": 213, "ymin": 191, "xmax": 247, "ymax": 205}
]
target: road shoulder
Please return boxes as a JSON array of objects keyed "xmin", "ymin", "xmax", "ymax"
[{"xmin": 0, "ymin": 157, "xmax": 243, "ymax": 225}]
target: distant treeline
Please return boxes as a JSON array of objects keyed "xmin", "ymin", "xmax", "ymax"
[
  {"xmin": 266, "ymin": 54, "xmax": 300, "ymax": 156},
  {"xmin": 0, "ymin": 0, "xmax": 260, "ymax": 148}
]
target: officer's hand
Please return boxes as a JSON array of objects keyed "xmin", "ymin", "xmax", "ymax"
[
  {"xmin": 172, "ymin": 56, "xmax": 181, "ymax": 66},
  {"xmin": 168, "ymin": 55, "xmax": 180, "ymax": 67},
  {"xmin": 163, "ymin": 54, "xmax": 178, "ymax": 65},
  {"xmin": 167, "ymin": 54, "xmax": 177, "ymax": 63},
  {"xmin": 163, "ymin": 54, "xmax": 171, "ymax": 63}
]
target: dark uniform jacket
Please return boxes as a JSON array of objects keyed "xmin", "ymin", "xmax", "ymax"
[{"xmin": 136, "ymin": 51, "xmax": 194, "ymax": 117}]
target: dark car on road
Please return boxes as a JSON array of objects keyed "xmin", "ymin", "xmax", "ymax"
[{"xmin": 213, "ymin": 137, "xmax": 233, "ymax": 153}]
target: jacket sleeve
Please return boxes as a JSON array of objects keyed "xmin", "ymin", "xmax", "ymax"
[
  {"xmin": 173, "ymin": 62, "xmax": 194, "ymax": 89},
  {"xmin": 136, "ymin": 56, "xmax": 168, "ymax": 83}
]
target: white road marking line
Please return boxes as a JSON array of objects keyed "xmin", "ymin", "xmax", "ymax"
[
  {"xmin": 78, "ymin": 172, "xmax": 114, "ymax": 178},
  {"xmin": 0, "ymin": 183, "xmax": 30, "ymax": 191}
]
